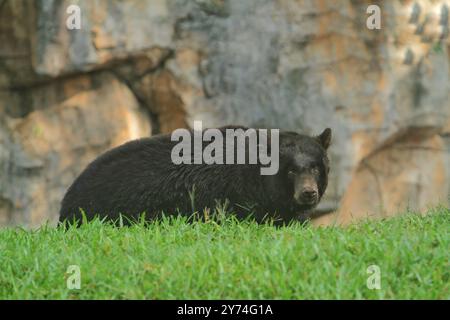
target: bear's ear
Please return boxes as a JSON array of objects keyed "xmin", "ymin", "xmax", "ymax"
[{"xmin": 316, "ymin": 128, "xmax": 332, "ymax": 150}]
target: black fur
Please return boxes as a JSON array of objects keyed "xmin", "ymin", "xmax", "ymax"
[{"xmin": 59, "ymin": 126, "xmax": 331, "ymax": 225}]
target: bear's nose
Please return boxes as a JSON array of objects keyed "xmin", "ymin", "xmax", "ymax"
[{"xmin": 301, "ymin": 189, "xmax": 318, "ymax": 201}]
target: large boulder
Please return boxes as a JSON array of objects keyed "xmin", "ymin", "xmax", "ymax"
[{"xmin": 0, "ymin": 73, "xmax": 151, "ymax": 226}]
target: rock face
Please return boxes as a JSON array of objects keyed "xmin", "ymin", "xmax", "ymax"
[{"xmin": 1, "ymin": 0, "xmax": 449, "ymax": 227}]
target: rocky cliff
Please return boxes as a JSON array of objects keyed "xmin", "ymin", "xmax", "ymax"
[{"xmin": 1, "ymin": 0, "xmax": 449, "ymax": 227}]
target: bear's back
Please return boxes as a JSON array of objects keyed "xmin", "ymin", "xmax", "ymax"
[{"xmin": 59, "ymin": 134, "xmax": 177, "ymax": 222}]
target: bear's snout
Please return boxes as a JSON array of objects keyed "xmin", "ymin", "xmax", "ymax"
[
  {"xmin": 299, "ymin": 188, "xmax": 318, "ymax": 203},
  {"xmin": 293, "ymin": 173, "xmax": 319, "ymax": 206}
]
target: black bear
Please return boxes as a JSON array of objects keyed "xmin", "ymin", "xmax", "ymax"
[{"xmin": 59, "ymin": 125, "xmax": 331, "ymax": 225}]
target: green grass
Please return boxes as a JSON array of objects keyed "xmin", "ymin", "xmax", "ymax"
[{"xmin": 0, "ymin": 207, "xmax": 448, "ymax": 299}]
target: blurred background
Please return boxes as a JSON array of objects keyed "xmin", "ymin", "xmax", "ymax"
[{"xmin": 0, "ymin": 0, "xmax": 449, "ymax": 227}]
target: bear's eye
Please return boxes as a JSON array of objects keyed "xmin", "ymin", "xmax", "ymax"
[
  {"xmin": 287, "ymin": 170, "xmax": 295, "ymax": 177},
  {"xmin": 311, "ymin": 168, "xmax": 319, "ymax": 175}
]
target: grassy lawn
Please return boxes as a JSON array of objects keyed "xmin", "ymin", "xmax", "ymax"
[{"xmin": 0, "ymin": 207, "xmax": 448, "ymax": 299}]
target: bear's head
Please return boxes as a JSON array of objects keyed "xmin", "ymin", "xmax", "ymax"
[{"xmin": 271, "ymin": 128, "xmax": 332, "ymax": 212}]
